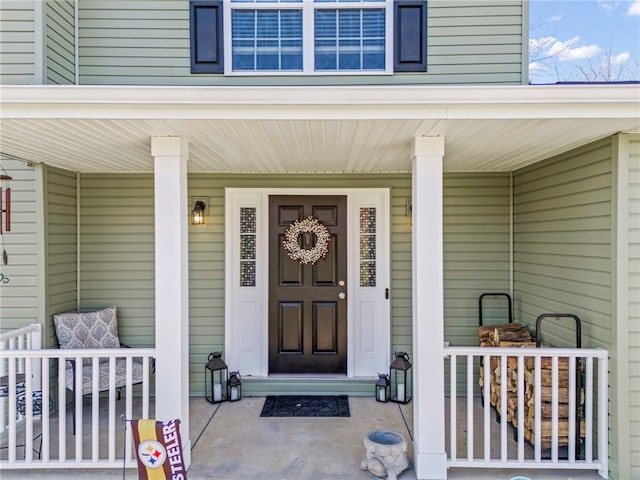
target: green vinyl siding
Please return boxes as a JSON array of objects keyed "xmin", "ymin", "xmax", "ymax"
[
  {"xmin": 513, "ymin": 138, "xmax": 615, "ymax": 476},
  {"xmin": 0, "ymin": 1, "xmax": 36, "ymax": 84},
  {"xmin": 444, "ymin": 173, "xmax": 511, "ymax": 344},
  {"xmin": 79, "ymin": 174, "xmax": 156, "ymax": 348},
  {"xmin": 45, "ymin": 166, "xmax": 77, "ymax": 347},
  {"xmin": 45, "ymin": 0, "xmax": 75, "ymax": 85},
  {"xmin": 444, "ymin": 173, "xmax": 511, "ymax": 395},
  {"xmin": 77, "ymin": 172, "xmax": 507, "ymax": 396},
  {"xmin": 626, "ymin": 135, "xmax": 640, "ymax": 478},
  {"xmin": 513, "ymin": 138, "xmax": 614, "ymax": 349},
  {"xmin": 77, "ymin": 0, "xmax": 525, "ymax": 86},
  {"xmin": 0, "ymin": 159, "xmax": 39, "ymax": 331}
]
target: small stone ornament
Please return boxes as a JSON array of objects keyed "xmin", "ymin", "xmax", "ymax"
[{"xmin": 361, "ymin": 430, "xmax": 410, "ymax": 480}]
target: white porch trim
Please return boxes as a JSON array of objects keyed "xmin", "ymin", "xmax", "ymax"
[
  {"xmin": 412, "ymin": 136, "xmax": 447, "ymax": 479},
  {"xmin": 224, "ymin": 188, "xmax": 390, "ymax": 379},
  {"xmin": 151, "ymin": 136, "xmax": 191, "ymax": 467}
]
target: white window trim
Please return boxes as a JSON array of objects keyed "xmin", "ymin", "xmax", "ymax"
[
  {"xmin": 224, "ymin": 188, "xmax": 391, "ymax": 378},
  {"xmin": 222, "ymin": 0, "xmax": 393, "ymax": 76}
]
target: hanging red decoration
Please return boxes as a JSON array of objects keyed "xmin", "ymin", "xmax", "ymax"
[{"xmin": 0, "ymin": 174, "xmax": 11, "ymax": 234}]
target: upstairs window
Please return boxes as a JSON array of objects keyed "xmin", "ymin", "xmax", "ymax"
[
  {"xmin": 190, "ymin": 0, "xmax": 426, "ymax": 75},
  {"xmin": 227, "ymin": 0, "xmax": 391, "ymax": 74}
]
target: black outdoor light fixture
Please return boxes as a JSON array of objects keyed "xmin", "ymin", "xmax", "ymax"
[
  {"xmin": 191, "ymin": 200, "xmax": 206, "ymax": 225},
  {"xmin": 228, "ymin": 371, "xmax": 242, "ymax": 402},
  {"xmin": 389, "ymin": 352, "xmax": 412, "ymax": 404},
  {"xmin": 205, "ymin": 351, "xmax": 228, "ymax": 404},
  {"xmin": 375, "ymin": 373, "xmax": 390, "ymax": 403}
]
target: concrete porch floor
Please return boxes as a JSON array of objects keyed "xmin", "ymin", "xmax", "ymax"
[{"xmin": 1, "ymin": 396, "xmax": 605, "ymax": 480}]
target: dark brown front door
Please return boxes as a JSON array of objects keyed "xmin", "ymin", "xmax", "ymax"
[{"xmin": 269, "ymin": 195, "xmax": 347, "ymax": 374}]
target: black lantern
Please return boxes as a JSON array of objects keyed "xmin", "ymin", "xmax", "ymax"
[
  {"xmin": 390, "ymin": 351, "xmax": 412, "ymax": 404},
  {"xmin": 375, "ymin": 373, "xmax": 390, "ymax": 403},
  {"xmin": 205, "ymin": 352, "xmax": 228, "ymax": 404},
  {"xmin": 191, "ymin": 200, "xmax": 206, "ymax": 225},
  {"xmin": 228, "ymin": 371, "xmax": 242, "ymax": 402}
]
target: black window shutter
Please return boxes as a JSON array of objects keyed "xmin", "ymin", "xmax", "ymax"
[
  {"xmin": 394, "ymin": 0, "xmax": 427, "ymax": 72},
  {"xmin": 190, "ymin": 0, "xmax": 224, "ymax": 74}
]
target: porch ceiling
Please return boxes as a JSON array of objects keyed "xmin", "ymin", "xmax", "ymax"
[{"xmin": 1, "ymin": 84, "xmax": 638, "ymax": 173}]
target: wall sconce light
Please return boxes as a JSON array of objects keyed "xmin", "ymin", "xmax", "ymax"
[
  {"xmin": 405, "ymin": 198, "xmax": 412, "ymax": 219},
  {"xmin": 191, "ymin": 199, "xmax": 206, "ymax": 225}
]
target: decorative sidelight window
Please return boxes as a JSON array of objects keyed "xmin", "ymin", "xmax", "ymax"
[
  {"xmin": 240, "ymin": 207, "xmax": 257, "ymax": 286},
  {"xmin": 359, "ymin": 207, "xmax": 376, "ymax": 287}
]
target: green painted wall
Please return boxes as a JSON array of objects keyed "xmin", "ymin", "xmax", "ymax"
[
  {"xmin": 77, "ymin": 0, "xmax": 526, "ymax": 86},
  {"xmin": 444, "ymin": 173, "xmax": 511, "ymax": 395},
  {"xmin": 513, "ymin": 138, "xmax": 613, "ymax": 348},
  {"xmin": 0, "ymin": 0, "xmax": 37, "ymax": 85},
  {"xmin": 0, "ymin": 158, "xmax": 39, "ymax": 332},
  {"xmin": 45, "ymin": 0, "xmax": 76, "ymax": 85},
  {"xmin": 78, "ymin": 174, "xmax": 156, "ymax": 347},
  {"xmin": 45, "ymin": 166, "xmax": 77, "ymax": 347},
  {"xmin": 512, "ymin": 137, "xmax": 616, "ymax": 477},
  {"xmin": 77, "ymin": 172, "xmax": 510, "ymax": 396}
]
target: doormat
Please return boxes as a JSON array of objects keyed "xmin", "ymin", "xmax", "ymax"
[{"xmin": 260, "ymin": 395, "xmax": 350, "ymax": 417}]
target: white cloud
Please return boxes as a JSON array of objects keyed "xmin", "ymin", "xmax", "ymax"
[
  {"xmin": 541, "ymin": 36, "xmax": 602, "ymax": 61},
  {"xmin": 549, "ymin": 14, "xmax": 563, "ymax": 22},
  {"xmin": 598, "ymin": 2, "xmax": 613, "ymax": 12},
  {"xmin": 628, "ymin": 0, "xmax": 640, "ymax": 15},
  {"xmin": 529, "ymin": 36, "xmax": 557, "ymax": 51},
  {"xmin": 558, "ymin": 43, "xmax": 602, "ymax": 61},
  {"xmin": 528, "ymin": 61, "xmax": 545, "ymax": 71},
  {"xmin": 611, "ymin": 51, "xmax": 631, "ymax": 64}
]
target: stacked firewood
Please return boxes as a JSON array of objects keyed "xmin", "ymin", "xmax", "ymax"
[
  {"xmin": 478, "ymin": 324, "xmax": 584, "ymax": 449},
  {"xmin": 478, "ymin": 323, "xmax": 533, "ymax": 422},
  {"xmin": 523, "ymin": 356, "xmax": 585, "ymax": 448}
]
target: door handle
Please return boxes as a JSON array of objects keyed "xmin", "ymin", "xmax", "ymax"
[{"xmin": 338, "ymin": 292, "xmax": 346, "ymax": 300}]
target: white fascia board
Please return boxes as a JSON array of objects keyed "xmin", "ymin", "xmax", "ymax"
[{"xmin": 1, "ymin": 84, "xmax": 639, "ymax": 121}]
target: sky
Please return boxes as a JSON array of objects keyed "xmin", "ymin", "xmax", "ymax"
[{"xmin": 528, "ymin": 0, "xmax": 640, "ymax": 83}]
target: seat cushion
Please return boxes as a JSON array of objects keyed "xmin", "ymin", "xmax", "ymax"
[
  {"xmin": 53, "ymin": 307, "xmax": 121, "ymax": 364},
  {"xmin": 64, "ymin": 358, "xmax": 145, "ymax": 396}
]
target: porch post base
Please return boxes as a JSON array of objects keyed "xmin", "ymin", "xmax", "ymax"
[
  {"xmin": 412, "ymin": 447, "xmax": 447, "ymax": 480},
  {"xmin": 182, "ymin": 439, "xmax": 192, "ymax": 469}
]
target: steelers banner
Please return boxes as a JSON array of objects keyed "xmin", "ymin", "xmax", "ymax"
[{"xmin": 131, "ymin": 419, "xmax": 187, "ymax": 480}]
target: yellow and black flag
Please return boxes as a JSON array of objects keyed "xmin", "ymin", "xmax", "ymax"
[{"xmin": 131, "ymin": 419, "xmax": 187, "ymax": 480}]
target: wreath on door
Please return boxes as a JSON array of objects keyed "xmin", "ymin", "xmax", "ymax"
[{"xmin": 283, "ymin": 216, "xmax": 331, "ymax": 265}]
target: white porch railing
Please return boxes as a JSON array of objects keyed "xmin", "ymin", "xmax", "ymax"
[
  {"xmin": 0, "ymin": 340, "xmax": 155, "ymax": 470},
  {"xmin": 1, "ymin": 324, "xmax": 42, "ymax": 434},
  {"xmin": 445, "ymin": 346, "xmax": 608, "ymax": 478}
]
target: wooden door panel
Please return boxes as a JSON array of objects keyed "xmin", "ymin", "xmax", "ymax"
[
  {"xmin": 312, "ymin": 206, "xmax": 338, "ymax": 225},
  {"xmin": 269, "ymin": 195, "xmax": 347, "ymax": 374},
  {"xmin": 278, "ymin": 240, "xmax": 303, "ymax": 286},
  {"xmin": 312, "ymin": 236, "xmax": 337, "ymax": 286},
  {"xmin": 278, "ymin": 206, "xmax": 304, "ymax": 224},
  {"xmin": 313, "ymin": 302, "xmax": 338, "ymax": 354},
  {"xmin": 279, "ymin": 302, "xmax": 303, "ymax": 354}
]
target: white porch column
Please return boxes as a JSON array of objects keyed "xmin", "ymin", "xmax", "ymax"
[
  {"xmin": 151, "ymin": 136, "xmax": 191, "ymax": 466},
  {"xmin": 412, "ymin": 136, "xmax": 447, "ymax": 480}
]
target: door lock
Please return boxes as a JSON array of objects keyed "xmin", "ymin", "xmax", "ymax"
[{"xmin": 338, "ymin": 292, "xmax": 346, "ymax": 300}]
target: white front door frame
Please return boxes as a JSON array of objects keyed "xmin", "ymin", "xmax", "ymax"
[{"xmin": 224, "ymin": 188, "xmax": 390, "ymax": 378}]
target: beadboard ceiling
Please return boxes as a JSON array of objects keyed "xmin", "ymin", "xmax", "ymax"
[{"xmin": 1, "ymin": 85, "xmax": 638, "ymax": 173}]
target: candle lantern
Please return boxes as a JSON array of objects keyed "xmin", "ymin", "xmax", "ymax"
[
  {"xmin": 228, "ymin": 371, "xmax": 242, "ymax": 402},
  {"xmin": 389, "ymin": 351, "xmax": 412, "ymax": 404},
  {"xmin": 205, "ymin": 351, "xmax": 228, "ymax": 404},
  {"xmin": 375, "ymin": 373, "xmax": 390, "ymax": 403}
]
